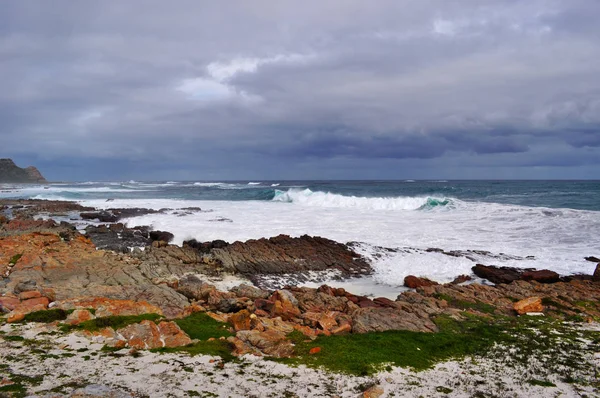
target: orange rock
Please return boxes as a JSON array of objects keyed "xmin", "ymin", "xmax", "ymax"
[
  {"xmin": 331, "ymin": 323, "xmax": 352, "ymax": 335},
  {"xmin": 0, "ymin": 296, "xmax": 21, "ymax": 312},
  {"xmin": 65, "ymin": 309, "xmax": 95, "ymax": 325},
  {"xmin": 269, "ymin": 290, "xmax": 301, "ymax": 321},
  {"xmin": 514, "ymin": 297, "xmax": 543, "ymax": 315},
  {"xmin": 206, "ymin": 312, "xmax": 229, "ymax": 323},
  {"xmin": 119, "ymin": 320, "xmax": 163, "ymax": 349},
  {"xmin": 229, "ymin": 309, "xmax": 252, "ymax": 331},
  {"xmin": 57, "ymin": 297, "xmax": 163, "ymax": 318},
  {"xmin": 309, "ymin": 347, "xmax": 321, "ymax": 355},
  {"xmin": 317, "ymin": 311, "xmax": 338, "ymax": 332},
  {"xmin": 157, "ymin": 321, "xmax": 192, "ymax": 348},
  {"xmin": 363, "ymin": 385, "xmax": 384, "ymax": 398},
  {"xmin": 18, "ymin": 291, "xmax": 41, "ymax": 300}
]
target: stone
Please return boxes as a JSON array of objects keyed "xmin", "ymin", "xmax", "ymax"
[
  {"xmin": 450, "ymin": 275, "xmax": 472, "ymax": 284},
  {"xmin": 157, "ymin": 321, "xmax": 193, "ymax": 347},
  {"xmin": 514, "ymin": 297, "xmax": 543, "ymax": 315},
  {"xmin": 18, "ymin": 290, "xmax": 41, "ymax": 300},
  {"xmin": 235, "ymin": 329, "xmax": 294, "ymax": 358},
  {"xmin": 66, "ymin": 309, "xmax": 95, "ymax": 325},
  {"xmin": 594, "ymin": 263, "xmax": 600, "ymax": 282},
  {"xmin": 309, "ymin": 347, "xmax": 321, "ymax": 354},
  {"xmin": 585, "ymin": 256, "xmax": 600, "ymax": 263},
  {"xmin": 404, "ymin": 275, "xmax": 438, "ymax": 288},
  {"xmin": 472, "ymin": 264, "xmax": 525, "ymax": 284},
  {"xmin": 230, "ymin": 284, "xmax": 270, "ymax": 300},
  {"xmin": 363, "ymin": 385, "xmax": 384, "ymax": 398},
  {"xmin": 229, "ymin": 309, "xmax": 253, "ymax": 331},
  {"xmin": 522, "ymin": 270, "xmax": 560, "ymax": 284},
  {"xmin": 270, "ymin": 290, "xmax": 301, "ymax": 320},
  {"xmin": 0, "ymin": 296, "xmax": 20, "ymax": 312},
  {"xmin": 57, "ymin": 297, "xmax": 163, "ymax": 318},
  {"xmin": 331, "ymin": 323, "xmax": 352, "ymax": 335}
]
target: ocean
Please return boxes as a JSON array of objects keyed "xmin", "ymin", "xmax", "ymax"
[{"xmin": 2, "ymin": 180, "xmax": 599, "ymax": 296}]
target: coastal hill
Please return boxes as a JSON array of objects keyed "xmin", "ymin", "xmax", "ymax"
[{"xmin": 0, "ymin": 158, "xmax": 47, "ymax": 183}]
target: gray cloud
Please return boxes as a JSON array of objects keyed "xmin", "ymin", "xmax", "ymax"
[{"xmin": 0, "ymin": 0, "xmax": 599, "ymax": 180}]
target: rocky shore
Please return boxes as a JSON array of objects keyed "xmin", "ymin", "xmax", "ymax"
[{"xmin": 1, "ymin": 199, "xmax": 599, "ymax": 397}]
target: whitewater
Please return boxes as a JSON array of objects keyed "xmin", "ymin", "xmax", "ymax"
[{"xmin": 1, "ymin": 180, "xmax": 599, "ymax": 295}]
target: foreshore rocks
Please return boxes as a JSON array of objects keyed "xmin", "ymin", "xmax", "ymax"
[{"xmin": 2, "ymin": 198, "xmax": 600, "ymax": 360}]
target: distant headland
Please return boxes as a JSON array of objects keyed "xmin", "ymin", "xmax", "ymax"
[{"xmin": 0, "ymin": 158, "xmax": 47, "ymax": 183}]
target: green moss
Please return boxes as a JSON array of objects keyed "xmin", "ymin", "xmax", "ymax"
[
  {"xmin": 275, "ymin": 315, "xmax": 501, "ymax": 375},
  {"xmin": 528, "ymin": 379, "xmax": 556, "ymax": 387},
  {"xmin": 174, "ymin": 312, "xmax": 234, "ymax": 341},
  {"xmin": 434, "ymin": 294, "xmax": 496, "ymax": 314},
  {"xmin": 60, "ymin": 313, "xmax": 162, "ymax": 332},
  {"xmin": 9, "ymin": 253, "xmax": 23, "ymax": 265},
  {"xmin": 21, "ymin": 309, "xmax": 68, "ymax": 323},
  {"xmin": 4, "ymin": 335, "xmax": 25, "ymax": 342}
]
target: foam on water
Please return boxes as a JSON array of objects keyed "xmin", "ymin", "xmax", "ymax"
[
  {"xmin": 70, "ymin": 196, "xmax": 599, "ymax": 289},
  {"xmin": 272, "ymin": 188, "xmax": 454, "ymax": 211}
]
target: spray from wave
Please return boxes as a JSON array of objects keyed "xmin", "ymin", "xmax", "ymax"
[{"xmin": 272, "ymin": 188, "xmax": 456, "ymax": 210}]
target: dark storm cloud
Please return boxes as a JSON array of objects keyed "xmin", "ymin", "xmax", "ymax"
[{"xmin": 0, "ymin": 0, "xmax": 599, "ymax": 180}]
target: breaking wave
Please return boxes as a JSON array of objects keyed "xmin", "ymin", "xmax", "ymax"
[{"xmin": 272, "ymin": 188, "xmax": 456, "ymax": 211}]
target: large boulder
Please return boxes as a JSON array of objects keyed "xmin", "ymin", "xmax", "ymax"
[
  {"xmin": 472, "ymin": 264, "xmax": 525, "ymax": 284},
  {"xmin": 513, "ymin": 297, "xmax": 543, "ymax": 315}
]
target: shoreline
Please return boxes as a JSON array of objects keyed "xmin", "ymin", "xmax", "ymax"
[{"xmin": 1, "ymin": 198, "xmax": 600, "ymax": 397}]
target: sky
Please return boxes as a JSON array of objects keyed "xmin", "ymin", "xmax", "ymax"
[{"xmin": 1, "ymin": 0, "xmax": 599, "ymax": 181}]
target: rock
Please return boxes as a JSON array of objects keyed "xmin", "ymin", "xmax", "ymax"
[
  {"xmin": 594, "ymin": 264, "xmax": 600, "ymax": 282},
  {"xmin": 522, "ymin": 270, "xmax": 560, "ymax": 284},
  {"xmin": 116, "ymin": 320, "xmax": 190, "ymax": 349},
  {"xmin": 230, "ymin": 284, "xmax": 270, "ymax": 300},
  {"xmin": 514, "ymin": 297, "xmax": 543, "ymax": 315},
  {"xmin": 57, "ymin": 297, "xmax": 163, "ymax": 318},
  {"xmin": 18, "ymin": 290, "xmax": 41, "ymax": 300},
  {"xmin": 585, "ymin": 256, "xmax": 600, "ymax": 263},
  {"xmin": 472, "ymin": 264, "xmax": 525, "ymax": 284},
  {"xmin": 404, "ymin": 275, "xmax": 438, "ymax": 288},
  {"xmin": 175, "ymin": 275, "xmax": 217, "ymax": 301},
  {"xmin": 198, "ymin": 234, "xmax": 372, "ymax": 277},
  {"xmin": 149, "ymin": 230, "xmax": 174, "ymax": 243},
  {"xmin": 331, "ymin": 323, "xmax": 352, "ymax": 335},
  {"xmin": 66, "ymin": 309, "xmax": 95, "ymax": 325},
  {"xmin": 7, "ymin": 296, "xmax": 50, "ymax": 322},
  {"xmin": 84, "ymin": 223, "xmax": 151, "ymax": 252},
  {"xmin": 363, "ymin": 385, "xmax": 384, "ymax": 398},
  {"xmin": 352, "ymin": 307, "xmax": 438, "ymax": 333},
  {"xmin": 229, "ymin": 309, "xmax": 253, "ymax": 331},
  {"xmin": 0, "ymin": 296, "xmax": 20, "ymax": 312},
  {"xmin": 270, "ymin": 290, "xmax": 301, "ymax": 320},
  {"xmin": 236, "ymin": 329, "xmax": 294, "ymax": 358},
  {"xmin": 309, "ymin": 347, "xmax": 321, "ymax": 354},
  {"xmin": 450, "ymin": 274, "xmax": 472, "ymax": 284},
  {"xmin": 157, "ymin": 321, "xmax": 193, "ymax": 347},
  {"xmin": 0, "ymin": 158, "xmax": 47, "ymax": 183}
]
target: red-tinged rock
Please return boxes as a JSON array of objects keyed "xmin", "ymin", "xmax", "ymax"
[
  {"xmin": 522, "ymin": 270, "xmax": 560, "ymax": 284},
  {"xmin": 236, "ymin": 329, "xmax": 294, "ymax": 358},
  {"xmin": 254, "ymin": 298, "xmax": 275, "ymax": 313},
  {"xmin": 293, "ymin": 324, "xmax": 320, "ymax": 339},
  {"xmin": 206, "ymin": 312, "xmax": 229, "ymax": 323},
  {"xmin": 57, "ymin": 297, "xmax": 163, "ymax": 318},
  {"xmin": 593, "ymin": 263, "xmax": 600, "ymax": 282},
  {"xmin": 331, "ymin": 323, "xmax": 352, "ymax": 335},
  {"xmin": 363, "ymin": 385, "xmax": 385, "ymax": 398},
  {"xmin": 118, "ymin": 320, "xmax": 163, "ymax": 349},
  {"xmin": 514, "ymin": 297, "xmax": 543, "ymax": 315},
  {"xmin": 8, "ymin": 296, "xmax": 51, "ymax": 321},
  {"xmin": 65, "ymin": 309, "xmax": 95, "ymax": 325},
  {"xmin": 270, "ymin": 290, "xmax": 301, "ymax": 320},
  {"xmin": 0, "ymin": 296, "xmax": 21, "ymax": 312},
  {"xmin": 373, "ymin": 297, "xmax": 395, "ymax": 308},
  {"xmin": 404, "ymin": 275, "xmax": 439, "ymax": 289},
  {"xmin": 317, "ymin": 311, "xmax": 338, "ymax": 332},
  {"xmin": 450, "ymin": 275, "xmax": 472, "ymax": 285},
  {"xmin": 309, "ymin": 347, "xmax": 321, "ymax": 355},
  {"xmin": 357, "ymin": 298, "xmax": 378, "ymax": 308},
  {"xmin": 157, "ymin": 321, "xmax": 192, "ymax": 348},
  {"xmin": 229, "ymin": 309, "xmax": 253, "ymax": 331},
  {"xmin": 254, "ymin": 309, "xmax": 270, "ymax": 318},
  {"xmin": 18, "ymin": 290, "xmax": 41, "ymax": 300}
]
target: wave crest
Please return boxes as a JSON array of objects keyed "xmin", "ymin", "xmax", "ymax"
[{"xmin": 272, "ymin": 188, "xmax": 456, "ymax": 210}]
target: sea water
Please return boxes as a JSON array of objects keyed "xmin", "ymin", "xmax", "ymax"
[{"xmin": 2, "ymin": 180, "xmax": 599, "ymax": 294}]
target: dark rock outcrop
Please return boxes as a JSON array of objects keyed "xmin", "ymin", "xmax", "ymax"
[
  {"xmin": 0, "ymin": 158, "xmax": 47, "ymax": 183},
  {"xmin": 194, "ymin": 234, "xmax": 372, "ymax": 277}
]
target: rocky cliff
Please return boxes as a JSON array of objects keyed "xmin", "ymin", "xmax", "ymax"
[{"xmin": 0, "ymin": 158, "xmax": 47, "ymax": 183}]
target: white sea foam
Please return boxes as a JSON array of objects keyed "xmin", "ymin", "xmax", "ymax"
[
  {"xmin": 247, "ymin": 182, "xmax": 261, "ymax": 185},
  {"xmin": 70, "ymin": 197, "xmax": 600, "ymax": 292},
  {"xmin": 272, "ymin": 188, "xmax": 453, "ymax": 210}
]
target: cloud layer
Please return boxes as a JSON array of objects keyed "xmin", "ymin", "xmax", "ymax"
[{"xmin": 1, "ymin": 0, "xmax": 599, "ymax": 180}]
